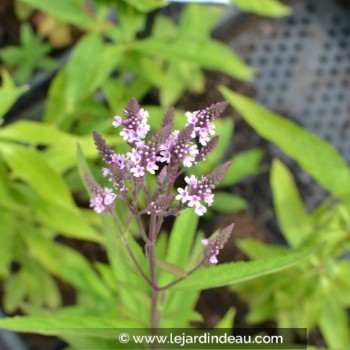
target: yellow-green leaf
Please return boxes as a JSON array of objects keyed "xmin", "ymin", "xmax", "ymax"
[
  {"xmin": 271, "ymin": 159, "xmax": 311, "ymax": 247},
  {"xmin": 0, "ymin": 70, "xmax": 28, "ymax": 122},
  {"xmin": 232, "ymin": 0, "xmax": 291, "ymax": 17},
  {"xmin": 221, "ymin": 88, "xmax": 350, "ymax": 196},
  {"xmin": 172, "ymin": 248, "xmax": 313, "ymax": 290}
]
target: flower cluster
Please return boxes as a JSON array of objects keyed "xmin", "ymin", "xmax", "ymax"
[
  {"xmin": 86, "ymin": 175, "xmax": 117, "ymax": 214},
  {"xmin": 88, "ymin": 98, "xmax": 229, "ymax": 217},
  {"xmin": 175, "ymin": 162, "xmax": 230, "ymax": 216}
]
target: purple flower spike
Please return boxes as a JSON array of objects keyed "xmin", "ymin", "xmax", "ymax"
[
  {"xmin": 114, "ymin": 98, "xmax": 151, "ymax": 144},
  {"xmin": 89, "ymin": 98, "xmax": 230, "ymax": 217},
  {"xmin": 202, "ymin": 223, "xmax": 235, "ymax": 265},
  {"xmin": 186, "ymin": 101, "xmax": 228, "ymax": 146}
]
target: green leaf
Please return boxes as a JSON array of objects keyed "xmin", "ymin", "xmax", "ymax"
[
  {"xmin": 76, "ymin": 143, "xmax": 94, "ymax": 195},
  {"xmin": 156, "ymin": 259, "xmax": 187, "ymax": 278},
  {"xmin": 178, "ymin": 4, "xmax": 221, "ymax": 40},
  {"xmin": 101, "ymin": 214, "xmax": 150, "ymax": 324},
  {"xmin": 133, "ymin": 37, "xmax": 254, "ymax": 81},
  {"xmin": 232, "ymin": 0, "xmax": 291, "ymax": 17},
  {"xmin": 271, "ymin": 159, "xmax": 311, "ymax": 247},
  {"xmin": 122, "ymin": 0, "xmax": 166, "ymax": 12},
  {"xmin": 238, "ymin": 238, "xmax": 290, "ymax": 260},
  {"xmin": 0, "ymin": 70, "xmax": 28, "ymax": 122},
  {"xmin": 0, "ymin": 47, "xmax": 24, "ymax": 65},
  {"xmin": 94, "ymin": 263, "xmax": 118, "ymax": 293},
  {"xmin": 44, "ymin": 135, "xmax": 110, "ymax": 174},
  {"xmin": 0, "ymin": 211, "xmax": 15, "ymax": 277},
  {"xmin": 155, "ymin": 231, "xmax": 168, "ymax": 261},
  {"xmin": 215, "ymin": 308, "xmax": 236, "ymax": 328},
  {"xmin": 65, "ymin": 34, "xmax": 103, "ymax": 108},
  {"xmin": 319, "ymin": 298, "xmax": 350, "ymax": 350},
  {"xmin": 172, "ymin": 248, "xmax": 313, "ymax": 290},
  {"xmin": 0, "ymin": 161, "xmax": 23, "ymax": 210},
  {"xmin": 31, "ymin": 266, "xmax": 61, "ymax": 309},
  {"xmin": 43, "ymin": 70, "xmax": 68, "ymax": 125},
  {"xmin": 113, "ymin": 2, "xmax": 146, "ymax": 42},
  {"xmin": 59, "ymin": 260, "xmax": 113, "ymax": 302},
  {"xmin": 4, "ymin": 273, "xmax": 26, "ymax": 312},
  {"xmin": 218, "ymin": 148, "xmax": 264, "ymax": 187},
  {"xmin": 0, "ymin": 315, "xmax": 138, "ymax": 337},
  {"xmin": 33, "ymin": 200, "xmax": 102, "ymax": 243},
  {"xmin": 0, "ymin": 120, "xmax": 73, "ymax": 145},
  {"xmin": 161, "ymin": 62, "xmax": 202, "ymax": 107},
  {"xmin": 0, "ymin": 142, "xmax": 75, "ymax": 209},
  {"xmin": 62, "ymin": 335, "xmax": 137, "ymax": 350},
  {"xmin": 165, "ymin": 209, "xmax": 199, "ymax": 269},
  {"xmin": 209, "ymin": 118, "xmax": 234, "ymax": 165},
  {"xmin": 0, "ymin": 24, "xmax": 57, "ymax": 83},
  {"xmin": 19, "ymin": 0, "xmax": 94, "ymax": 26},
  {"xmin": 212, "ymin": 192, "xmax": 247, "ymax": 213},
  {"xmin": 221, "ymin": 88, "xmax": 350, "ymax": 196}
]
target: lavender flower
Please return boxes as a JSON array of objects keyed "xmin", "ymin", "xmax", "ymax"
[
  {"xmin": 185, "ymin": 101, "xmax": 227, "ymax": 146},
  {"xmin": 113, "ymin": 99, "xmax": 150, "ymax": 143},
  {"xmin": 86, "ymin": 174, "xmax": 117, "ymax": 213},
  {"xmin": 88, "ymin": 98, "xmax": 230, "ymax": 218},
  {"xmin": 176, "ymin": 162, "xmax": 230, "ymax": 216}
]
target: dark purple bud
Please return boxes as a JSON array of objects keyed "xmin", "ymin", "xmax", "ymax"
[
  {"xmin": 196, "ymin": 135, "xmax": 219, "ymax": 162},
  {"xmin": 178, "ymin": 124, "xmax": 194, "ymax": 145},
  {"xmin": 207, "ymin": 101, "xmax": 228, "ymax": 119},
  {"xmin": 216, "ymin": 223, "xmax": 235, "ymax": 250},
  {"xmin": 148, "ymin": 194, "xmax": 176, "ymax": 215},
  {"xmin": 93, "ymin": 130, "xmax": 116, "ymax": 164},
  {"xmin": 161, "ymin": 107, "xmax": 175, "ymax": 128},
  {"xmin": 205, "ymin": 161, "xmax": 231, "ymax": 188},
  {"xmin": 125, "ymin": 98, "xmax": 140, "ymax": 118},
  {"xmin": 151, "ymin": 123, "xmax": 173, "ymax": 149},
  {"xmin": 203, "ymin": 223, "xmax": 234, "ymax": 265}
]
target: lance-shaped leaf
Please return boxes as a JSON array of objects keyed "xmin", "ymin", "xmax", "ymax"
[
  {"xmin": 232, "ymin": 0, "xmax": 291, "ymax": 17},
  {"xmin": 271, "ymin": 159, "xmax": 311, "ymax": 248},
  {"xmin": 221, "ymin": 87, "xmax": 350, "ymax": 196},
  {"xmin": 218, "ymin": 148, "xmax": 264, "ymax": 188},
  {"xmin": 0, "ymin": 315, "xmax": 139, "ymax": 337},
  {"xmin": 0, "ymin": 70, "xmax": 28, "ymax": 123},
  {"xmin": 19, "ymin": 0, "xmax": 94, "ymax": 27},
  {"xmin": 133, "ymin": 37, "xmax": 254, "ymax": 81},
  {"xmin": 159, "ymin": 209, "xmax": 199, "ymax": 286},
  {"xmin": 171, "ymin": 248, "xmax": 313, "ymax": 290},
  {"xmin": 319, "ymin": 298, "xmax": 350, "ymax": 350},
  {"xmin": 0, "ymin": 142, "xmax": 75, "ymax": 210}
]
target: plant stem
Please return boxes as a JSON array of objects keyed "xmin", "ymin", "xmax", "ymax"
[
  {"xmin": 135, "ymin": 214, "xmax": 150, "ymax": 244},
  {"xmin": 149, "ymin": 214, "xmax": 159, "ymax": 336}
]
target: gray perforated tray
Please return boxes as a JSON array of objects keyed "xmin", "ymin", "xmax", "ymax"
[{"xmin": 228, "ymin": 0, "xmax": 350, "ymax": 209}]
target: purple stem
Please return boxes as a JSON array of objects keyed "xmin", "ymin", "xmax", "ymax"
[{"xmin": 149, "ymin": 214, "xmax": 159, "ymax": 336}]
